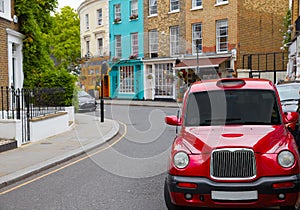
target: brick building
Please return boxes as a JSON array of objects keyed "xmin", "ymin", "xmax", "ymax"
[
  {"xmin": 177, "ymin": 0, "xmax": 288, "ymax": 82},
  {"xmin": 287, "ymin": 0, "xmax": 300, "ymax": 80},
  {"xmin": 143, "ymin": 0, "xmax": 186, "ymax": 100},
  {"xmin": 0, "ymin": 0, "xmax": 24, "ymax": 89},
  {"xmin": 143, "ymin": 0, "xmax": 288, "ymax": 100}
]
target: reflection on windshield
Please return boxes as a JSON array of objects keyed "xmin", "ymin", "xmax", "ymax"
[
  {"xmin": 184, "ymin": 90, "xmax": 281, "ymax": 126},
  {"xmin": 277, "ymin": 85, "xmax": 300, "ymax": 101}
]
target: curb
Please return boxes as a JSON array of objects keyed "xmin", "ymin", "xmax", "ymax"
[{"xmin": 0, "ymin": 119, "xmax": 120, "ymax": 189}]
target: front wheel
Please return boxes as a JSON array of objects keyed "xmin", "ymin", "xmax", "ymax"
[{"xmin": 164, "ymin": 181, "xmax": 190, "ymax": 210}]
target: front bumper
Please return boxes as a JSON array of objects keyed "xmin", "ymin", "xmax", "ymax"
[{"xmin": 166, "ymin": 174, "xmax": 300, "ymax": 208}]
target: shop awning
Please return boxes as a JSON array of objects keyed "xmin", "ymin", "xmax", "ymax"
[{"xmin": 174, "ymin": 57, "xmax": 230, "ymax": 69}]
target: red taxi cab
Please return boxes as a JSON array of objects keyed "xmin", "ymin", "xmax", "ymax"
[{"xmin": 164, "ymin": 78, "xmax": 300, "ymax": 210}]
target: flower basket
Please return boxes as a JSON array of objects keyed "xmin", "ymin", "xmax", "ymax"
[
  {"xmin": 114, "ymin": 18, "xmax": 121, "ymax": 24},
  {"xmin": 129, "ymin": 54, "xmax": 138, "ymax": 59},
  {"xmin": 130, "ymin": 14, "xmax": 138, "ymax": 20}
]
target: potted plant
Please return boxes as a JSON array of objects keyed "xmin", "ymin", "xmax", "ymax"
[
  {"xmin": 114, "ymin": 17, "xmax": 121, "ymax": 24},
  {"xmin": 129, "ymin": 14, "xmax": 138, "ymax": 20},
  {"xmin": 129, "ymin": 54, "xmax": 138, "ymax": 59}
]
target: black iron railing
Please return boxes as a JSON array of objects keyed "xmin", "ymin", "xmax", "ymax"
[{"xmin": 0, "ymin": 86, "xmax": 65, "ymax": 120}]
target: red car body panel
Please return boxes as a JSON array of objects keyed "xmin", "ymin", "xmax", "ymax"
[{"xmin": 165, "ymin": 78, "xmax": 300, "ymax": 209}]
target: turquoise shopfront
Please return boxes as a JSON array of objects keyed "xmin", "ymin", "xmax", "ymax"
[{"xmin": 109, "ymin": 59, "xmax": 144, "ymax": 100}]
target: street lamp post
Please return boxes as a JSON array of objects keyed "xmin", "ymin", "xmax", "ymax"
[
  {"xmin": 196, "ymin": 39, "xmax": 200, "ymax": 76},
  {"xmin": 100, "ymin": 62, "xmax": 108, "ymax": 123},
  {"xmin": 84, "ymin": 51, "xmax": 105, "ymax": 122}
]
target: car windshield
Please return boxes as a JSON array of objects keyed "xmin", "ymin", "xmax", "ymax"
[
  {"xmin": 184, "ymin": 89, "xmax": 281, "ymax": 126},
  {"xmin": 78, "ymin": 90, "xmax": 92, "ymax": 98},
  {"xmin": 277, "ymin": 84, "xmax": 300, "ymax": 101}
]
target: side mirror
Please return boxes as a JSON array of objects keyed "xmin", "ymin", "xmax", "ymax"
[
  {"xmin": 165, "ymin": 115, "xmax": 182, "ymax": 126},
  {"xmin": 283, "ymin": 111, "xmax": 299, "ymax": 131}
]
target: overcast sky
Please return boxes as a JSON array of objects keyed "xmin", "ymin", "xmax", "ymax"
[{"xmin": 57, "ymin": 0, "xmax": 83, "ymax": 10}]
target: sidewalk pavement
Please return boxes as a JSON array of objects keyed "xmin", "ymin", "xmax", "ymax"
[{"xmin": 0, "ymin": 99, "xmax": 180, "ymax": 189}]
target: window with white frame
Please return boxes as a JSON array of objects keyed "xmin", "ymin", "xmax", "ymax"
[
  {"xmin": 170, "ymin": 26, "xmax": 179, "ymax": 56},
  {"xmin": 120, "ymin": 66, "xmax": 134, "ymax": 93},
  {"xmin": 115, "ymin": 35, "xmax": 122, "ymax": 58},
  {"xmin": 0, "ymin": 0, "xmax": 11, "ymax": 20},
  {"xmin": 216, "ymin": 0, "xmax": 228, "ymax": 4},
  {"xmin": 149, "ymin": 29, "xmax": 158, "ymax": 58},
  {"xmin": 98, "ymin": 38, "xmax": 103, "ymax": 56},
  {"xmin": 0, "ymin": 0, "xmax": 4, "ymax": 13},
  {"xmin": 86, "ymin": 40, "xmax": 90, "ymax": 55},
  {"xmin": 131, "ymin": 33, "xmax": 138, "ymax": 56},
  {"xmin": 149, "ymin": 0, "xmax": 157, "ymax": 15},
  {"xmin": 97, "ymin": 8, "xmax": 103, "ymax": 25},
  {"xmin": 131, "ymin": 0, "xmax": 138, "ymax": 16},
  {"xmin": 192, "ymin": 23, "xmax": 202, "ymax": 54},
  {"xmin": 154, "ymin": 63, "xmax": 174, "ymax": 97},
  {"xmin": 170, "ymin": 0, "xmax": 179, "ymax": 11},
  {"xmin": 192, "ymin": 0, "xmax": 202, "ymax": 8},
  {"xmin": 114, "ymin": 4, "xmax": 121, "ymax": 21},
  {"xmin": 85, "ymin": 14, "xmax": 89, "ymax": 30},
  {"xmin": 216, "ymin": 19, "xmax": 228, "ymax": 53}
]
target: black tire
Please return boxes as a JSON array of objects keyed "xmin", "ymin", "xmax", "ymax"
[
  {"xmin": 280, "ymin": 206, "xmax": 296, "ymax": 210},
  {"xmin": 164, "ymin": 181, "xmax": 190, "ymax": 210}
]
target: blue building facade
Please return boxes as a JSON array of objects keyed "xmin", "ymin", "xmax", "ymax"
[{"xmin": 109, "ymin": 0, "xmax": 144, "ymax": 100}]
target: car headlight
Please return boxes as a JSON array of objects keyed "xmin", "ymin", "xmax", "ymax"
[
  {"xmin": 173, "ymin": 152, "xmax": 189, "ymax": 169},
  {"xmin": 278, "ymin": 151, "xmax": 295, "ymax": 168}
]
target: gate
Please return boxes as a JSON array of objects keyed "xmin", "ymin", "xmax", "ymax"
[{"xmin": 242, "ymin": 52, "xmax": 288, "ymax": 83}]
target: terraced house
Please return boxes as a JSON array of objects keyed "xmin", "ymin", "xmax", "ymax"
[
  {"xmin": 78, "ymin": 0, "xmax": 289, "ymax": 101},
  {"xmin": 78, "ymin": 0, "xmax": 110, "ymax": 98},
  {"xmin": 109, "ymin": 0, "xmax": 145, "ymax": 100},
  {"xmin": 0, "ymin": 0, "xmax": 24, "ymax": 89}
]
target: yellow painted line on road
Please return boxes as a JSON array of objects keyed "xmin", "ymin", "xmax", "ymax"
[{"xmin": 0, "ymin": 121, "xmax": 127, "ymax": 195}]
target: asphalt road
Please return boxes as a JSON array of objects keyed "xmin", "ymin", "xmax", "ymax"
[{"xmin": 0, "ymin": 105, "xmax": 280, "ymax": 210}]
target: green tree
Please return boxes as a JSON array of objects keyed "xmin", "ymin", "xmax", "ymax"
[
  {"xmin": 15, "ymin": 0, "xmax": 58, "ymax": 87},
  {"xmin": 50, "ymin": 6, "xmax": 81, "ymax": 74},
  {"xmin": 14, "ymin": 1, "xmax": 77, "ymax": 105}
]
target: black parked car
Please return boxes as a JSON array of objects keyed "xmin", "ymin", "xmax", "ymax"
[{"xmin": 78, "ymin": 90, "xmax": 97, "ymax": 112}]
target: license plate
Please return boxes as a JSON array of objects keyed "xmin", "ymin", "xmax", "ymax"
[{"xmin": 211, "ymin": 190, "xmax": 258, "ymax": 201}]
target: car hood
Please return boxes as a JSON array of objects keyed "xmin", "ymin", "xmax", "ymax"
[
  {"xmin": 281, "ymin": 101, "xmax": 298, "ymax": 112},
  {"xmin": 181, "ymin": 125, "xmax": 288, "ymax": 154}
]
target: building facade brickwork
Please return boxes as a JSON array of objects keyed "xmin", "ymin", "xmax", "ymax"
[{"xmin": 0, "ymin": 0, "xmax": 19, "ymax": 87}]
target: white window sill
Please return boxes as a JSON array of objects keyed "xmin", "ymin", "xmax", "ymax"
[
  {"xmin": 217, "ymin": 50, "xmax": 229, "ymax": 54},
  {"xmin": 0, "ymin": 14, "xmax": 12, "ymax": 22},
  {"xmin": 190, "ymin": 6, "xmax": 203, "ymax": 11},
  {"xmin": 148, "ymin": 14, "xmax": 158, "ymax": 18},
  {"xmin": 168, "ymin": 10, "xmax": 180, "ymax": 14},
  {"xmin": 214, "ymin": 2, "xmax": 229, "ymax": 7},
  {"xmin": 129, "ymin": 18, "xmax": 139, "ymax": 21}
]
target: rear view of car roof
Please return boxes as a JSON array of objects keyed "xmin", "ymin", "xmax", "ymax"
[{"xmin": 189, "ymin": 78, "xmax": 275, "ymax": 93}]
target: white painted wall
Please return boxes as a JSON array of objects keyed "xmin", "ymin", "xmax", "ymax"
[
  {"xmin": 30, "ymin": 112, "xmax": 70, "ymax": 142},
  {"xmin": 0, "ymin": 107, "xmax": 75, "ymax": 147},
  {"xmin": 0, "ymin": 119, "xmax": 22, "ymax": 147}
]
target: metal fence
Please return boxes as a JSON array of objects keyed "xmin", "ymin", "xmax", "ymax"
[
  {"xmin": 0, "ymin": 86, "xmax": 66, "ymax": 143},
  {"xmin": 0, "ymin": 86, "xmax": 65, "ymax": 120},
  {"xmin": 242, "ymin": 52, "xmax": 288, "ymax": 82}
]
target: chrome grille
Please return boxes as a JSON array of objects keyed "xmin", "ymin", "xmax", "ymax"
[{"xmin": 211, "ymin": 148, "xmax": 256, "ymax": 179}]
